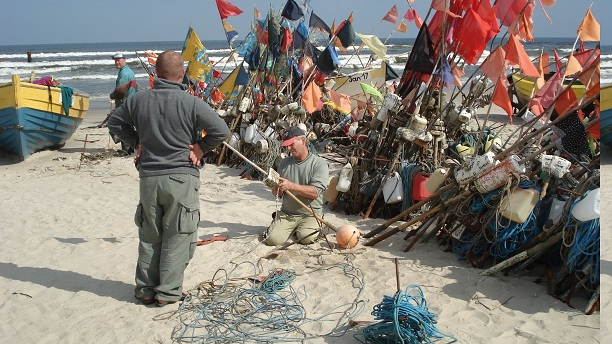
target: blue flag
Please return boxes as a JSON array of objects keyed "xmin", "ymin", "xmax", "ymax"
[{"xmin": 281, "ymin": 0, "xmax": 304, "ymax": 21}]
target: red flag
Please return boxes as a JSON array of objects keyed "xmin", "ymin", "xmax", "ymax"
[
  {"xmin": 492, "ymin": 77, "xmax": 514, "ymax": 123},
  {"xmin": 403, "ymin": 9, "xmax": 423, "ymax": 29},
  {"xmin": 215, "ymin": 0, "xmax": 243, "ymax": 20},
  {"xmin": 383, "ymin": 5, "xmax": 399, "ymax": 24},
  {"xmin": 573, "ymin": 48, "xmax": 599, "ymax": 69},
  {"xmin": 553, "ymin": 49, "xmax": 563, "ymax": 73},
  {"xmin": 534, "ymin": 71, "xmax": 563, "ymax": 109},
  {"xmin": 476, "ymin": 0, "xmax": 500, "ymax": 42},
  {"xmin": 577, "ymin": 8, "xmax": 600, "ymax": 42},
  {"xmin": 280, "ymin": 27, "xmax": 294, "ymax": 52},
  {"xmin": 452, "ymin": 8, "xmax": 492, "ymax": 65},
  {"xmin": 495, "ymin": 0, "xmax": 533, "ymax": 27},
  {"xmin": 431, "ymin": 0, "xmax": 461, "ymax": 18},
  {"xmin": 504, "ymin": 34, "xmax": 539, "ymax": 77},
  {"xmin": 479, "ymin": 46, "xmax": 506, "ymax": 82},
  {"xmin": 254, "ymin": 7, "xmax": 260, "ymax": 19},
  {"xmin": 554, "ymin": 87, "xmax": 578, "ymax": 116}
]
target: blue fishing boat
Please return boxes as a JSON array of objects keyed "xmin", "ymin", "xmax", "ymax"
[
  {"xmin": 599, "ymin": 84, "xmax": 612, "ymax": 147},
  {"xmin": 0, "ymin": 75, "xmax": 89, "ymax": 160}
]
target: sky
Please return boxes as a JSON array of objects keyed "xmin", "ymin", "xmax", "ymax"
[{"xmin": 0, "ymin": 0, "xmax": 606, "ymax": 46}]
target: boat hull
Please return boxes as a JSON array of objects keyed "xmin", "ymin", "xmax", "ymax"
[
  {"xmin": 511, "ymin": 72, "xmax": 586, "ymax": 109},
  {"xmin": 0, "ymin": 75, "xmax": 89, "ymax": 159},
  {"xmin": 600, "ymin": 84, "xmax": 612, "ymax": 147}
]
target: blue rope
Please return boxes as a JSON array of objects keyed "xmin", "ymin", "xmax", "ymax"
[
  {"xmin": 488, "ymin": 180, "xmax": 542, "ymax": 259},
  {"xmin": 468, "ymin": 189, "xmax": 501, "ymax": 214},
  {"xmin": 172, "ymin": 260, "xmax": 366, "ymax": 343},
  {"xmin": 565, "ymin": 218, "xmax": 600, "ymax": 285},
  {"xmin": 355, "ymin": 284, "xmax": 456, "ymax": 344},
  {"xmin": 564, "ymin": 199, "xmax": 600, "ymax": 285}
]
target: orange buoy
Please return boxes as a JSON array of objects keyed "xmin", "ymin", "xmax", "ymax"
[{"xmin": 336, "ymin": 225, "xmax": 360, "ymax": 249}]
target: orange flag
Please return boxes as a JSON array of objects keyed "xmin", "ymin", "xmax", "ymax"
[
  {"xmin": 538, "ymin": 53, "xmax": 550, "ymax": 74},
  {"xmin": 328, "ymin": 89, "xmax": 352, "ymax": 113},
  {"xmin": 492, "ymin": 77, "xmax": 514, "ymax": 123},
  {"xmin": 504, "ymin": 34, "xmax": 539, "ymax": 77},
  {"xmin": 577, "ymin": 8, "xmax": 600, "ymax": 42},
  {"xmin": 480, "ymin": 46, "xmax": 506, "ymax": 82},
  {"xmin": 554, "ymin": 87, "xmax": 578, "ymax": 116},
  {"xmin": 396, "ymin": 21, "xmax": 408, "ymax": 33},
  {"xmin": 578, "ymin": 62, "xmax": 600, "ymax": 98},
  {"xmin": 451, "ymin": 61, "xmax": 464, "ymax": 87},
  {"xmin": 383, "ymin": 5, "xmax": 399, "ymax": 24},
  {"xmin": 301, "ymin": 82, "xmax": 322, "ymax": 114},
  {"xmin": 564, "ymin": 52, "xmax": 583, "ymax": 77},
  {"xmin": 431, "ymin": 0, "xmax": 461, "ymax": 18}
]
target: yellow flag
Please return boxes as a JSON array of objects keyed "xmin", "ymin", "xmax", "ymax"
[
  {"xmin": 218, "ymin": 64, "xmax": 241, "ymax": 96},
  {"xmin": 181, "ymin": 27, "xmax": 205, "ymax": 62},
  {"xmin": 396, "ymin": 22, "xmax": 408, "ymax": 33},
  {"xmin": 186, "ymin": 60, "xmax": 213, "ymax": 81},
  {"xmin": 577, "ymin": 8, "xmax": 600, "ymax": 42},
  {"xmin": 356, "ymin": 33, "xmax": 387, "ymax": 60}
]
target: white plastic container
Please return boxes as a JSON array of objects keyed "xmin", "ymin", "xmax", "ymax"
[
  {"xmin": 409, "ymin": 114, "xmax": 428, "ymax": 131},
  {"xmin": 323, "ymin": 176, "xmax": 340, "ymax": 203},
  {"xmin": 500, "ymin": 188, "xmax": 540, "ymax": 224},
  {"xmin": 474, "ymin": 155, "xmax": 525, "ymax": 193},
  {"xmin": 425, "ymin": 168, "xmax": 449, "ymax": 193},
  {"xmin": 455, "ymin": 151, "xmax": 497, "ymax": 186},
  {"xmin": 382, "ymin": 171, "xmax": 404, "ymax": 204},
  {"xmin": 228, "ymin": 132, "xmax": 240, "ymax": 150},
  {"xmin": 336, "ymin": 163, "xmax": 354, "ymax": 192},
  {"xmin": 572, "ymin": 188, "xmax": 600, "ymax": 222},
  {"xmin": 244, "ymin": 123, "xmax": 257, "ymax": 143},
  {"xmin": 548, "ymin": 197, "xmax": 567, "ymax": 225},
  {"xmin": 458, "ymin": 109, "xmax": 472, "ymax": 123}
]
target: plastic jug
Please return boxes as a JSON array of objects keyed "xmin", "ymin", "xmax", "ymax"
[
  {"xmin": 425, "ymin": 168, "xmax": 449, "ymax": 193},
  {"xmin": 228, "ymin": 132, "xmax": 240, "ymax": 150},
  {"xmin": 336, "ymin": 163, "xmax": 354, "ymax": 192},
  {"xmin": 244, "ymin": 123, "xmax": 257, "ymax": 143},
  {"xmin": 548, "ymin": 197, "xmax": 567, "ymax": 225},
  {"xmin": 455, "ymin": 151, "xmax": 497, "ymax": 186},
  {"xmin": 412, "ymin": 173, "xmax": 431, "ymax": 201},
  {"xmin": 383, "ymin": 171, "xmax": 403, "ymax": 204},
  {"xmin": 474, "ymin": 155, "xmax": 525, "ymax": 193},
  {"xmin": 572, "ymin": 188, "xmax": 600, "ymax": 222},
  {"xmin": 409, "ymin": 114, "xmax": 428, "ymax": 131},
  {"xmin": 500, "ymin": 188, "xmax": 540, "ymax": 224},
  {"xmin": 323, "ymin": 176, "xmax": 340, "ymax": 203}
]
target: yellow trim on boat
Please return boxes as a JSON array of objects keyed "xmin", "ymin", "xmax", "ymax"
[{"xmin": 0, "ymin": 75, "xmax": 89, "ymax": 119}]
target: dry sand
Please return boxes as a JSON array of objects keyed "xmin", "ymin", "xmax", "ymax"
[{"xmin": 0, "ymin": 108, "xmax": 602, "ymax": 343}]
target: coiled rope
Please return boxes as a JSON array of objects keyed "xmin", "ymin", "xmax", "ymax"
[
  {"xmin": 171, "ymin": 259, "xmax": 365, "ymax": 343},
  {"xmin": 563, "ymin": 199, "xmax": 600, "ymax": 286},
  {"xmin": 355, "ymin": 284, "xmax": 456, "ymax": 344}
]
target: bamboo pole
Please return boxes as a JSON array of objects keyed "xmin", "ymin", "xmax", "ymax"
[{"xmin": 479, "ymin": 231, "xmax": 564, "ymax": 276}]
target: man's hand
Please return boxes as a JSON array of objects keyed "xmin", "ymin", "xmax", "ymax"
[
  {"xmin": 188, "ymin": 144, "xmax": 204, "ymax": 166},
  {"xmin": 133, "ymin": 144, "xmax": 143, "ymax": 163},
  {"xmin": 276, "ymin": 177, "xmax": 294, "ymax": 194}
]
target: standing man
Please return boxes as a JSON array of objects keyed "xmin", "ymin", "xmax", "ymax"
[
  {"xmin": 110, "ymin": 52, "xmax": 137, "ymax": 154},
  {"xmin": 108, "ymin": 51, "xmax": 230, "ymax": 307},
  {"xmin": 263, "ymin": 126, "xmax": 329, "ymax": 246}
]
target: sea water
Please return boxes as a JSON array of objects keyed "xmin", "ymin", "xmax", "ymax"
[{"xmin": 0, "ymin": 38, "xmax": 608, "ymax": 111}]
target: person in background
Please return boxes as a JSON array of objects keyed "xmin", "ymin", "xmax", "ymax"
[
  {"xmin": 110, "ymin": 52, "xmax": 137, "ymax": 155},
  {"xmin": 107, "ymin": 50, "xmax": 230, "ymax": 307},
  {"xmin": 263, "ymin": 126, "xmax": 329, "ymax": 246}
]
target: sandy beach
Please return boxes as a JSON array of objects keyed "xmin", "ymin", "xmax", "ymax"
[{"xmin": 0, "ymin": 108, "xmax": 602, "ymax": 343}]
